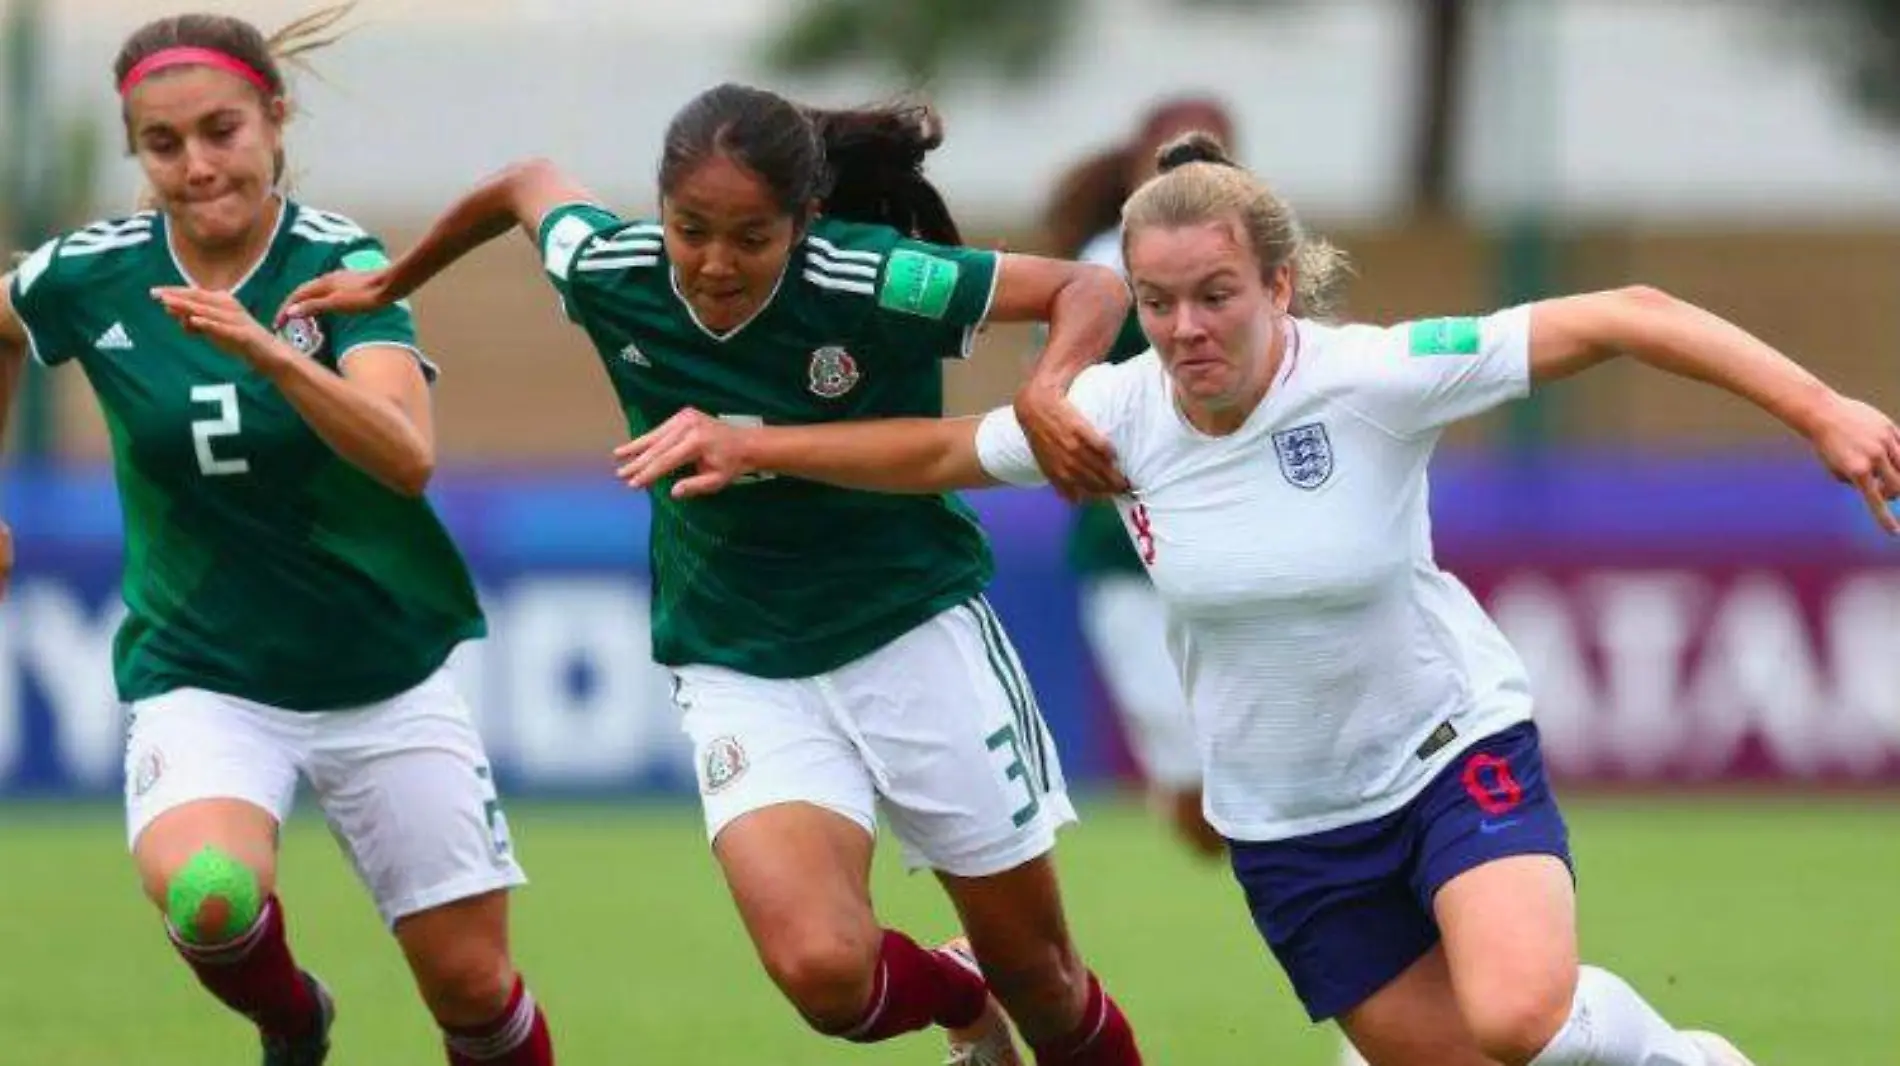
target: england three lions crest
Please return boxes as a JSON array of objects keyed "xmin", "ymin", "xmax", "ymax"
[{"xmin": 1272, "ymin": 422, "xmax": 1334, "ymax": 489}]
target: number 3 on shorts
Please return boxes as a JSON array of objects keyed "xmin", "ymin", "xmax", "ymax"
[{"xmin": 986, "ymin": 724, "xmax": 1040, "ymax": 828}]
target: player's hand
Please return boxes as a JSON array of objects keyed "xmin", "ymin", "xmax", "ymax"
[
  {"xmin": 150, "ymin": 287, "xmax": 291, "ymax": 372},
  {"xmin": 1807, "ymin": 392, "xmax": 1900, "ymax": 535},
  {"xmin": 0, "ymin": 518, "xmax": 14, "ymax": 602},
  {"xmin": 1014, "ymin": 379, "xmax": 1127, "ymax": 500},
  {"xmin": 613, "ymin": 408, "xmax": 756, "ymax": 499},
  {"xmin": 277, "ymin": 267, "xmax": 397, "ymax": 325}
]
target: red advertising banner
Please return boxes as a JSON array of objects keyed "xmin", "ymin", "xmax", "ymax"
[{"xmin": 1447, "ymin": 557, "xmax": 1900, "ymax": 784}]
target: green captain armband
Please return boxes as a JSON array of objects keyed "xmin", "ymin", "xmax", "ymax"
[{"xmin": 167, "ymin": 846, "xmax": 263, "ymax": 944}]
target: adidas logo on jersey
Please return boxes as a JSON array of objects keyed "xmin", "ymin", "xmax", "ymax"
[
  {"xmin": 94, "ymin": 322, "xmax": 134, "ymax": 352},
  {"xmin": 618, "ymin": 341, "xmax": 651, "ymax": 367}
]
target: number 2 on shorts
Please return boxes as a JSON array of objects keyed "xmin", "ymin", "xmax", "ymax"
[{"xmin": 985, "ymin": 724, "xmax": 1040, "ymax": 828}]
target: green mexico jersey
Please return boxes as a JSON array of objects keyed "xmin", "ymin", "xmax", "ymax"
[
  {"xmin": 1068, "ymin": 310, "xmax": 1152, "ymax": 578},
  {"xmin": 539, "ymin": 204, "xmax": 998, "ymax": 678},
  {"xmin": 8, "ymin": 203, "xmax": 486, "ymax": 710}
]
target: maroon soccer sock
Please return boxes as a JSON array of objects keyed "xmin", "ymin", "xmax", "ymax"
[
  {"xmin": 168, "ymin": 895, "xmax": 321, "ymax": 1039},
  {"xmin": 835, "ymin": 930, "xmax": 991, "ymax": 1043},
  {"xmin": 1030, "ymin": 972, "xmax": 1142, "ymax": 1065},
  {"xmin": 444, "ymin": 975, "xmax": 554, "ymax": 1064}
]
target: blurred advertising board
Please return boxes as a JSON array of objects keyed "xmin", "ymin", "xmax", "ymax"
[{"xmin": 1, "ymin": 455, "xmax": 1894, "ymax": 796}]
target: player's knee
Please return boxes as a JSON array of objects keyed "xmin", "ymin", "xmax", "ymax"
[
  {"xmin": 1463, "ymin": 972, "xmax": 1576, "ymax": 1066},
  {"xmin": 980, "ymin": 942, "xmax": 1087, "ymax": 1039},
  {"xmin": 416, "ymin": 948, "xmax": 516, "ymax": 1028},
  {"xmin": 162, "ymin": 846, "xmax": 265, "ymax": 945},
  {"xmin": 760, "ymin": 928, "xmax": 880, "ymax": 1032}
]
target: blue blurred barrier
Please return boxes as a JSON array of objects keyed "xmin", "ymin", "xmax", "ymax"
[{"xmin": 1, "ymin": 453, "xmax": 1896, "ymax": 798}]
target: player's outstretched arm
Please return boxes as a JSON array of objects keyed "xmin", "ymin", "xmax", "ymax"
[
  {"xmin": 987, "ymin": 254, "xmax": 1132, "ymax": 500},
  {"xmin": 614, "ymin": 408, "xmax": 995, "ymax": 499},
  {"xmin": 1527, "ymin": 285, "xmax": 1900, "ymax": 532},
  {"xmin": 153, "ymin": 287, "xmax": 437, "ymax": 497},
  {"xmin": 0, "ymin": 280, "xmax": 27, "ymax": 597},
  {"xmin": 279, "ymin": 158, "xmax": 599, "ymax": 322}
]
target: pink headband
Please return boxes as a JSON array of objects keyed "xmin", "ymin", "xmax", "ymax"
[{"xmin": 119, "ymin": 47, "xmax": 272, "ymax": 97}]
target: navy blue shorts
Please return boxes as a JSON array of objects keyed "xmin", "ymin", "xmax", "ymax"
[{"xmin": 1227, "ymin": 722, "xmax": 1572, "ymax": 1022}]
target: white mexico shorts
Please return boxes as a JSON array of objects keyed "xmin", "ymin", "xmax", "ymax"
[
  {"xmin": 673, "ymin": 597, "xmax": 1076, "ymax": 878},
  {"xmin": 123, "ymin": 666, "xmax": 527, "ymax": 927},
  {"xmin": 1079, "ymin": 574, "xmax": 1202, "ymax": 789}
]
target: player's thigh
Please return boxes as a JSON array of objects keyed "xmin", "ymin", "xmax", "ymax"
[
  {"xmin": 1078, "ymin": 576, "xmax": 1199, "ymax": 789},
  {"xmin": 713, "ymin": 801, "xmax": 881, "ymax": 995},
  {"xmin": 1432, "ymin": 854, "xmax": 1577, "ymax": 1059},
  {"xmin": 675, "ymin": 665, "xmax": 884, "ymax": 986},
  {"xmin": 1418, "ymin": 726, "xmax": 1578, "ymax": 1057},
  {"xmin": 838, "ymin": 598, "xmax": 1076, "ymax": 879},
  {"xmin": 125, "ymin": 688, "xmax": 301, "ymax": 905},
  {"xmin": 1336, "ymin": 946, "xmax": 1493, "ymax": 1066},
  {"xmin": 303, "ymin": 669, "xmax": 526, "ymax": 930}
]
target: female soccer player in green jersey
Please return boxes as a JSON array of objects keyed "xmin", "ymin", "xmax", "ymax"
[
  {"xmin": 0, "ymin": 11, "xmax": 553, "ymax": 1065},
  {"xmin": 285, "ymin": 83, "xmax": 1143, "ymax": 1065}
]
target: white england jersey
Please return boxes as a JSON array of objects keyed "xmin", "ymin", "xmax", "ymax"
[{"xmin": 976, "ymin": 309, "xmax": 1538, "ymax": 841}]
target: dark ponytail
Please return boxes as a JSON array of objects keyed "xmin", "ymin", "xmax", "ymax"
[
  {"xmin": 1155, "ymin": 130, "xmax": 1238, "ymax": 173},
  {"xmin": 810, "ymin": 103, "xmax": 960, "ymax": 245},
  {"xmin": 658, "ymin": 83, "xmax": 961, "ymax": 244}
]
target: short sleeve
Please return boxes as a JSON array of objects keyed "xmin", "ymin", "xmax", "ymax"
[
  {"xmin": 321, "ymin": 239, "xmax": 435, "ymax": 380},
  {"xmin": 1343, "ymin": 306, "xmax": 1532, "ymax": 437},
  {"xmin": 974, "ymin": 407, "xmax": 1042, "ymax": 486},
  {"xmin": 7, "ymin": 237, "xmax": 76, "ymax": 367},
  {"xmin": 973, "ymin": 362, "xmax": 1130, "ymax": 486},
  {"xmin": 536, "ymin": 203, "xmax": 636, "ymax": 322},
  {"xmin": 866, "ymin": 236, "xmax": 1000, "ymax": 359}
]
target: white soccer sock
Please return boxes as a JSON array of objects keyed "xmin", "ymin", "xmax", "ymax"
[{"xmin": 1528, "ymin": 965, "xmax": 1709, "ymax": 1066}]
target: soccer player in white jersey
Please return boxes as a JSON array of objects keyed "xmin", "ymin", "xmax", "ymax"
[
  {"xmin": 612, "ymin": 131, "xmax": 1900, "ymax": 1066},
  {"xmin": 1040, "ymin": 96, "xmax": 1240, "ymax": 859}
]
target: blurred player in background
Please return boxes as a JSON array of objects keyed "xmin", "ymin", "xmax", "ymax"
[
  {"xmin": 608, "ymin": 129, "xmax": 1900, "ymax": 1066},
  {"xmin": 0, "ymin": 10, "xmax": 554, "ymax": 1065},
  {"xmin": 1040, "ymin": 96, "xmax": 1238, "ymax": 858},
  {"xmin": 284, "ymin": 83, "xmax": 1142, "ymax": 1065}
]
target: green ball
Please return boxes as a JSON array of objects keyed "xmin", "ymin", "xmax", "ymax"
[{"xmin": 167, "ymin": 847, "xmax": 263, "ymax": 944}]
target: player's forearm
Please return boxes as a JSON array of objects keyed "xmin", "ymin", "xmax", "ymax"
[
  {"xmin": 1538, "ymin": 286, "xmax": 1836, "ymax": 439},
  {"xmin": 741, "ymin": 417, "xmax": 993, "ymax": 494},
  {"xmin": 260, "ymin": 351, "xmax": 434, "ymax": 496},
  {"xmin": 381, "ymin": 161, "xmax": 550, "ymax": 301},
  {"xmin": 1024, "ymin": 264, "xmax": 1131, "ymax": 392}
]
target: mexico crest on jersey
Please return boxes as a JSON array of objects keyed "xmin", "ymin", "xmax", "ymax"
[
  {"xmin": 808, "ymin": 345, "xmax": 861, "ymax": 398},
  {"xmin": 277, "ymin": 314, "xmax": 326, "ymax": 358},
  {"xmin": 1272, "ymin": 422, "xmax": 1334, "ymax": 489}
]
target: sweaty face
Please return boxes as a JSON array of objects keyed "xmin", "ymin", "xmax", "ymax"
[
  {"xmin": 662, "ymin": 154, "xmax": 799, "ymax": 334},
  {"xmin": 1127, "ymin": 220, "xmax": 1288, "ymax": 425},
  {"xmin": 125, "ymin": 67, "xmax": 284, "ymax": 251}
]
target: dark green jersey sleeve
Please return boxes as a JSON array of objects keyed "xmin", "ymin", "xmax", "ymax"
[
  {"xmin": 537, "ymin": 202, "xmax": 649, "ymax": 325},
  {"xmin": 1106, "ymin": 309, "xmax": 1149, "ymax": 363},
  {"xmin": 318, "ymin": 239, "xmax": 432, "ymax": 379},
  {"xmin": 9, "ymin": 235, "xmax": 85, "ymax": 367},
  {"xmin": 866, "ymin": 236, "xmax": 1000, "ymax": 359}
]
